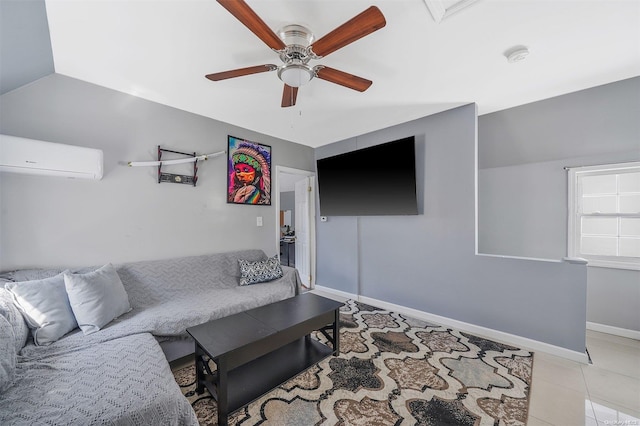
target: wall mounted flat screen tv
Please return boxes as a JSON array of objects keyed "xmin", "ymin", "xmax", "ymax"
[{"xmin": 316, "ymin": 136, "xmax": 418, "ymax": 216}]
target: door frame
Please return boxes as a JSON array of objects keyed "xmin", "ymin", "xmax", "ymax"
[{"xmin": 274, "ymin": 166, "xmax": 317, "ymax": 289}]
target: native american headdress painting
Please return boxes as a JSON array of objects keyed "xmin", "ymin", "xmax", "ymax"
[{"xmin": 227, "ymin": 136, "xmax": 271, "ymax": 205}]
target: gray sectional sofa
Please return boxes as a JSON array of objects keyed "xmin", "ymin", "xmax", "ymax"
[{"xmin": 0, "ymin": 249, "xmax": 301, "ymax": 425}]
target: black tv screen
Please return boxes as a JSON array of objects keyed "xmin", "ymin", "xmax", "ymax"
[{"xmin": 316, "ymin": 136, "xmax": 418, "ymax": 216}]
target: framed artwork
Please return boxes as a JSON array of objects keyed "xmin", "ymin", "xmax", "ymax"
[{"xmin": 227, "ymin": 135, "xmax": 272, "ymax": 205}]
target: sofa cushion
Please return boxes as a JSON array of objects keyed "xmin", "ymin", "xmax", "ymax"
[
  {"xmin": 4, "ymin": 273, "xmax": 78, "ymax": 346},
  {"xmin": 0, "ymin": 288, "xmax": 29, "ymax": 352},
  {"xmin": 0, "ymin": 333, "xmax": 198, "ymax": 425},
  {"xmin": 0, "ymin": 314, "xmax": 16, "ymax": 393},
  {"xmin": 64, "ymin": 263, "xmax": 131, "ymax": 335},
  {"xmin": 238, "ymin": 255, "xmax": 283, "ymax": 285},
  {"xmin": 112, "ymin": 250, "xmax": 267, "ymax": 310}
]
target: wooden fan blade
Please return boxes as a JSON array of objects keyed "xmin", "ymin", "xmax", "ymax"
[
  {"xmin": 315, "ymin": 66, "xmax": 372, "ymax": 92},
  {"xmin": 309, "ymin": 6, "xmax": 386, "ymax": 58},
  {"xmin": 281, "ymin": 84, "xmax": 298, "ymax": 107},
  {"xmin": 217, "ymin": 0, "xmax": 286, "ymax": 51},
  {"xmin": 205, "ymin": 65, "xmax": 276, "ymax": 81}
]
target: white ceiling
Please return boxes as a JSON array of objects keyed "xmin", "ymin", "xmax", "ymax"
[{"xmin": 44, "ymin": 0, "xmax": 640, "ymax": 148}]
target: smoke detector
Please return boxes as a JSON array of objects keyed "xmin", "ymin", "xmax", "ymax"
[{"xmin": 505, "ymin": 46, "xmax": 530, "ymax": 63}]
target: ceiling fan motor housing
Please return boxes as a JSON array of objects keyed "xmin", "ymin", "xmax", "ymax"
[
  {"xmin": 278, "ymin": 24, "xmax": 314, "ymax": 50},
  {"xmin": 277, "ymin": 24, "xmax": 316, "ymax": 87}
]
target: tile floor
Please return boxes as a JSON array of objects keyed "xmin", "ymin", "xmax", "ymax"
[{"xmin": 527, "ymin": 330, "xmax": 640, "ymax": 426}]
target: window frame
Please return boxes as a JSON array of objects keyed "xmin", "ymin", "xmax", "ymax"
[{"xmin": 567, "ymin": 161, "xmax": 640, "ymax": 271}]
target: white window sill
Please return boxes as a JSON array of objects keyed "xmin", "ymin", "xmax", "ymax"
[{"xmin": 584, "ymin": 260, "xmax": 640, "ymax": 271}]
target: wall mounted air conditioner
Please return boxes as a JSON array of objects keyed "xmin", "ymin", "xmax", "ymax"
[{"xmin": 0, "ymin": 134, "xmax": 103, "ymax": 180}]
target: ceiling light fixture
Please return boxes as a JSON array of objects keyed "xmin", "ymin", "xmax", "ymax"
[
  {"xmin": 277, "ymin": 63, "xmax": 314, "ymax": 87},
  {"xmin": 505, "ymin": 46, "xmax": 530, "ymax": 63}
]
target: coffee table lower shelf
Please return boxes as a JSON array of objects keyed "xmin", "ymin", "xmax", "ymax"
[{"xmin": 198, "ymin": 337, "xmax": 333, "ymax": 415}]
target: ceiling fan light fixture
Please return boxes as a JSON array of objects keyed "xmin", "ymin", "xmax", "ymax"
[{"xmin": 278, "ymin": 63, "xmax": 314, "ymax": 87}]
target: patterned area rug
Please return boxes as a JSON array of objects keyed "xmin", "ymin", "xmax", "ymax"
[{"xmin": 172, "ymin": 300, "xmax": 533, "ymax": 425}]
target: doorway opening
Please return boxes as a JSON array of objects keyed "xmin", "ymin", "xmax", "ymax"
[{"xmin": 275, "ymin": 166, "xmax": 316, "ymax": 290}]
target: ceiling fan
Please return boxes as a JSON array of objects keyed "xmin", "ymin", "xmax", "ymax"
[{"xmin": 206, "ymin": 0, "xmax": 386, "ymax": 107}]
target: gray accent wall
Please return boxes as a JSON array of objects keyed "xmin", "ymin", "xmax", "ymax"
[
  {"xmin": 478, "ymin": 77, "xmax": 640, "ymax": 332},
  {"xmin": 280, "ymin": 191, "xmax": 295, "ymax": 229},
  {"xmin": 316, "ymin": 104, "xmax": 588, "ymax": 353},
  {"xmin": 479, "ymin": 77, "xmax": 640, "ymax": 169},
  {"xmin": 0, "ymin": 0, "xmax": 54, "ymax": 95},
  {"xmin": 0, "ymin": 74, "xmax": 314, "ymax": 270}
]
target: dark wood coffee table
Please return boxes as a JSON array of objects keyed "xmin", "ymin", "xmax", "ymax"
[{"xmin": 186, "ymin": 293, "xmax": 343, "ymax": 426}]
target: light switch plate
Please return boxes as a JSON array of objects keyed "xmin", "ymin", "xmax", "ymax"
[{"xmin": 257, "ymin": 216, "xmax": 263, "ymax": 226}]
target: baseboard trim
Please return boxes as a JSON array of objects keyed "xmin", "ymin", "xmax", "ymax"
[
  {"xmin": 311, "ymin": 286, "xmax": 355, "ymax": 302},
  {"xmin": 587, "ymin": 321, "xmax": 640, "ymax": 341},
  {"xmin": 312, "ymin": 285, "xmax": 589, "ymax": 364}
]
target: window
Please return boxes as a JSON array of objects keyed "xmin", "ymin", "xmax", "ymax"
[{"xmin": 568, "ymin": 162, "xmax": 640, "ymax": 270}]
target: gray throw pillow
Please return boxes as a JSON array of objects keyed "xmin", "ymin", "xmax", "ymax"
[
  {"xmin": 64, "ymin": 263, "xmax": 131, "ymax": 335},
  {"xmin": 238, "ymin": 255, "xmax": 283, "ymax": 286},
  {"xmin": 0, "ymin": 314, "xmax": 16, "ymax": 392},
  {"xmin": 4, "ymin": 272, "xmax": 78, "ymax": 346}
]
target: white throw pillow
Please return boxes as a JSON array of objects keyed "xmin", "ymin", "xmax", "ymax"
[
  {"xmin": 4, "ymin": 272, "xmax": 78, "ymax": 345},
  {"xmin": 64, "ymin": 264, "xmax": 131, "ymax": 335}
]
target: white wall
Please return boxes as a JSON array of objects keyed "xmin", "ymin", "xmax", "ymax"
[{"xmin": 0, "ymin": 74, "xmax": 315, "ymax": 270}]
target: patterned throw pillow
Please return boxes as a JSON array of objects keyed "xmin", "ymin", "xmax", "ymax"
[{"xmin": 238, "ymin": 256, "xmax": 284, "ymax": 286}]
